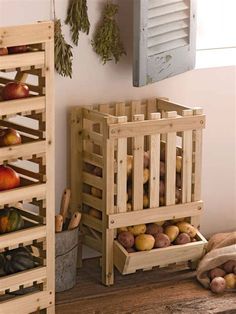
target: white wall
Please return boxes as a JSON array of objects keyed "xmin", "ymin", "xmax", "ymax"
[{"xmin": 1, "ymin": 0, "xmax": 236, "ymax": 238}]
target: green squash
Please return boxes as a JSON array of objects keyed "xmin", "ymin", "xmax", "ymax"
[
  {"xmin": 3, "ymin": 247, "xmax": 35, "ymax": 275},
  {"xmin": 0, "ymin": 207, "xmax": 24, "ymax": 234}
]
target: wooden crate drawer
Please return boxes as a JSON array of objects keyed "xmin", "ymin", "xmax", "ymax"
[{"xmin": 114, "ymin": 231, "xmax": 207, "ymax": 275}]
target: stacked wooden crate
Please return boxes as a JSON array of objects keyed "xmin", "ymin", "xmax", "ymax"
[
  {"xmin": 0, "ymin": 22, "xmax": 55, "ymax": 313},
  {"xmin": 70, "ymin": 98, "xmax": 207, "ymax": 286}
]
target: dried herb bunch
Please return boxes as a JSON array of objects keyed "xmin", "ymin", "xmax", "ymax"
[
  {"xmin": 92, "ymin": 2, "xmax": 126, "ymax": 64},
  {"xmin": 65, "ymin": 0, "xmax": 90, "ymax": 46},
  {"xmin": 54, "ymin": 19, "xmax": 73, "ymax": 78}
]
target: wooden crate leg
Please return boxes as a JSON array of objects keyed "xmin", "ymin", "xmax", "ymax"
[
  {"xmin": 46, "ymin": 305, "xmax": 55, "ymax": 314},
  {"xmin": 102, "ymin": 229, "xmax": 114, "ymax": 286}
]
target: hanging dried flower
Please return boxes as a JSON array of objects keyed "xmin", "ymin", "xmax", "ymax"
[
  {"xmin": 54, "ymin": 19, "xmax": 73, "ymax": 78},
  {"xmin": 92, "ymin": 2, "xmax": 126, "ymax": 64},
  {"xmin": 65, "ymin": 0, "xmax": 90, "ymax": 46}
]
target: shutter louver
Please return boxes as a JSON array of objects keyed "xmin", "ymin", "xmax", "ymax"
[{"xmin": 133, "ymin": 0, "xmax": 197, "ymax": 86}]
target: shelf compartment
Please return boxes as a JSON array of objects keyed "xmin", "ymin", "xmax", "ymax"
[
  {"xmin": 0, "ymin": 51, "xmax": 45, "ymax": 71},
  {"xmin": 114, "ymin": 231, "xmax": 207, "ymax": 275},
  {"xmin": 0, "ymin": 183, "xmax": 46, "ymax": 206},
  {"xmin": 0, "ymin": 140, "xmax": 46, "ymax": 163},
  {"xmin": 0, "ymin": 96, "xmax": 45, "ymax": 117}
]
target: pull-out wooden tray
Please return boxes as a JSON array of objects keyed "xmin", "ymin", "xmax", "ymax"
[{"xmin": 114, "ymin": 231, "xmax": 207, "ymax": 275}]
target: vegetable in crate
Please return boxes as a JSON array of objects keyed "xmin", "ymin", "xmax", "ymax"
[
  {"xmin": 0, "ymin": 165, "xmax": 20, "ymax": 191},
  {"xmin": 3, "ymin": 247, "xmax": 35, "ymax": 275},
  {"xmin": 92, "ymin": 2, "xmax": 126, "ymax": 64},
  {"xmin": 210, "ymin": 277, "xmax": 226, "ymax": 294},
  {"xmin": 0, "ymin": 128, "xmax": 22, "ymax": 147},
  {"xmin": 135, "ymin": 234, "xmax": 155, "ymax": 251},
  {"xmin": 2, "ymin": 82, "xmax": 29, "ymax": 100},
  {"xmin": 0, "ymin": 207, "xmax": 24, "ymax": 234},
  {"xmin": 118, "ymin": 231, "xmax": 134, "ymax": 249}
]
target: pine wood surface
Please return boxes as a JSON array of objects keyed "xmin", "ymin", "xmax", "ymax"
[{"xmin": 56, "ymin": 258, "xmax": 235, "ymax": 314}]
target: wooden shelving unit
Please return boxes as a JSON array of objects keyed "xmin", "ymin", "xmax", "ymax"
[
  {"xmin": 0, "ymin": 22, "xmax": 55, "ymax": 313},
  {"xmin": 70, "ymin": 98, "xmax": 207, "ymax": 286}
]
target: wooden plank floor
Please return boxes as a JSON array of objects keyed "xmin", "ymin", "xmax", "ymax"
[{"xmin": 56, "ymin": 258, "xmax": 236, "ymax": 314}]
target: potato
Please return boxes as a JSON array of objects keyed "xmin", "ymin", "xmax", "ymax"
[
  {"xmin": 88, "ymin": 208, "xmax": 102, "ymax": 220},
  {"xmin": 160, "ymin": 161, "xmax": 165, "ymax": 177},
  {"xmin": 135, "ymin": 234, "xmax": 155, "ymax": 251},
  {"xmin": 93, "ymin": 166, "xmax": 102, "ymax": 177},
  {"xmin": 127, "ymin": 155, "xmax": 133, "ymax": 177},
  {"xmin": 160, "ymin": 180, "xmax": 165, "ymax": 196},
  {"xmin": 117, "ymin": 227, "xmax": 128, "ymax": 234},
  {"xmin": 176, "ymin": 173, "xmax": 182, "ymax": 189},
  {"xmin": 175, "ymin": 188, "xmax": 182, "ymax": 204},
  {"xmin": 222, "ymin": 260, "xmax": 236, "ymax": 273},
  {"xmin": 127, "ymin": 203, "xmax": 132, "ymax": 211},
  {"xmin": 91, "ymin": 186, "xmax": 102, "ymax": 199},
  {"xmin": 159, "ymin": 197, "xmax": 165, "ymax": 206},
  {"xmin": 154, "ymin": 233, "xmax": 170, "ymax": 248},
  {"xmin": 128, "ymin": 224, "xmax": 146, "ymax": 236},
  {"xmin": 175, "ymin": 233, "xmax": 191, "ymax": 245},
  {"xmin": 210, "ymin": 277, "xmax": 226, "ymax": 294},
  {"xmin": 143, "ymin": 194, "xmax": 149, "ymax": 208},
  {"xmin": 160, "ymin": 142, "xmax": 166, "ymax": 161},
  {"xmin": 143, "ymin": 151, "xmax": 150, "ymax": 168},
  {"xmin": 146, "ymin": 223, "xmax": 163, "ymax": 236},
  {"xmin": 176, "ymin": 222, "xmax": 197, "ymax": 238},
  {"xmin": 118, "ymin": 231, "xmax": 135, "ymax": 249},
  {"xmin": 164, "ymin": 225, "xmax": 179, "ymax": 242},
  {"xmin": 127, "ymin": 247, "xmax": 136, "ymax": 253},
  {"xmin": 127, "ymin": 185, "xmax": 132, "ymax": 200},
  {"xmin": 224, "ymin": 273, "xmax": 235, "ymax": 289},
  {"xmin": 154, "ymin": 221, "xmax": 165, "ymax": 226},
  {"xmin": 209, "ymin": 268, "xmax": 226, "ymax": 280},
  {"xmin": 176, "ymin": 155, "xmax": 182, "ymax": 173},
  {"xmin": 143, "ymin": 168, "xmax": 150, "ymax": 184}
]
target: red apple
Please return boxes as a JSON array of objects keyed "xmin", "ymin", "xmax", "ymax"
[
  {"xmin": 2, "ymin": 82, "xmax": 29, "ymax": 100},
  {"xmin": 0, "ymin": 165, "xmax": 20, "ymax": 191},
  {"xmin": 8, "ymin": 45, "xmax": 28, "ymax": 54},
  {"xmin": 0, "ymin": 128, "xmax": 22, "ymax": 147},
  {"xmin": 0, "ymin": 47, "xmax": 8, "ymax": 56}
]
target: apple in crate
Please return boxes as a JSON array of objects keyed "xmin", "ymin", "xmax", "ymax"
[
  {"xmin": 0, "ymin": 128, "xmax": 22, "ymax": 147},
  {"xmin": 0, "ymin": 165, "xmax": 20, "ymax": 191},
  {"xmin": 8, "ymin": 45, "xmax": 28, "ymax": 54},
  {"xmin": 2, "ymin": 82, "xmax": 29, "ymax": 100},
  {"xmin": 0, "ymin": 48, "xmax": 8, "ymax": 56}
]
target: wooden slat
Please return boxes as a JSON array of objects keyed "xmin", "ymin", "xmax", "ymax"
[
  {"xmin": 0, "ymin": 290, "xmax": 53, "ymax": 314},
  {"xmin": 149, "ymin": 112, "xmax": 161, "ymax": 208},
  {"xmin": 182, "ymin": 109, "xmax": 193, "ymax": 203},
  {"xmin": 0, "ymin": 225, "xmax": 46, "ymax": 249},
  {"xmin": 83, "ymin": 151, "xmax": 103, "ymax": 168},
  {"xmin": 0, "ymin": 140, "xmax": 46, "ymax": 163},
  {"xmin": 82, "ymin": 213, "xmax": 103, "ymax": 233},
  {"xmin": 165, "ymin": 111, "xmax": 177, "ymax": 205},
  {"xmin": 0, "ymin": 183, "xmax": 46, "ymax": 205},
  {"xmin": 0, "ymin": 120, "xmax": 43, "ymax": 138},
  {"xmin": 83, "ymin": 129, "xmax": 103, "ymax": 145},
  {"xmin": 84, "ymin": 234, "xmax": 102, "ymax": 253},
  {"xmin": 0, "ymin": 76, "xmax": 45, "ymax": 94},
  {"xmin": 83, "ymin": 171, "xmax": 104, "ymax": 190},
  {"xmin": 0, "ymin": 21, "xmax": 53, "ymax": 48},
  {"xmin": 82, "ymin": 107, "xmax": 111, "ymax": 123},
  {"xmin": 132, "ymin": 114, "xmax": 144, "ymax": 211},
  {"xmin": 108, "ymin": 201, "xmax": 203, "ymax": 229},
  {"xmin": 115, "ymin": 102, "xmax": 126, "ymax": 116},
  {"xmin": 82, "ymin": 193, "xmax": 103, "ymax": 212},
  {"xmin": 0, "ymin": 96, "xmax": 45, "ymax": 117},
  {"xmin": 109, "ymin": 115, "xmax": 206, "ymax": 139},
  {"xmin": 0, "ymin": 266, "xmax": 47, "ymax": 292},
  {"xmin": 0, "ymin": 51, "xmax": 45, "ymax": 70},
  {"xmin": 116, "ymin": 116, "xmax": 127, "ymax": 213}
]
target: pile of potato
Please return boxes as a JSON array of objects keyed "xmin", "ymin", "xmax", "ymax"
[
  {"xmin": 117, "ymin": 220, "xmax": 197, "ymax": 252},
  {"xmin": 127, "ymin": 143, "xmax": 183, "ymax": 209},
  {"xmin": 208, "ymin": 261, "xmax": 236, "ymax": 294}
]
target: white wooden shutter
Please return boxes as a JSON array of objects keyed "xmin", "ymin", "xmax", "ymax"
[{"xmin": 133, "ymin": 0, "xmax": 197, "ymax": 86}]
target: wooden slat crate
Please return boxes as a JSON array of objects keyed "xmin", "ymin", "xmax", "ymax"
[
  {"xmin": 0, "ymin": 22, "xmax": 55, "ymax": 313},
  {"xmin": 70, "ymin": 98, "xmax": 206, "ymax": 286}
]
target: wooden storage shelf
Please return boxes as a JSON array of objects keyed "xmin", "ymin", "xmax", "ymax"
[
  {"xmin": 114, "ymin": 231, "xmax": 207, "ymax": 275},
  {"xmin": 70, "ymin": 97, "xmax": 206, "ymax": 286},
  {"xmin": 0, "ymin": 21, "xmax": 55, "ymax": 313}
]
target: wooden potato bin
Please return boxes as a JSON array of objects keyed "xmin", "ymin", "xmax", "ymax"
[
  {"xmin": 70, "ymin": 98, "xmax": 207, "ymax": 286},
  {"xmin": 0, "ymin": 22, "xmax": 55, "ymax": 313}
]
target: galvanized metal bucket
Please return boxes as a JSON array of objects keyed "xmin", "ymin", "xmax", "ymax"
[{"xmin": 55, "ymin": 227, "xmax": 79, "ymax": 292}]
